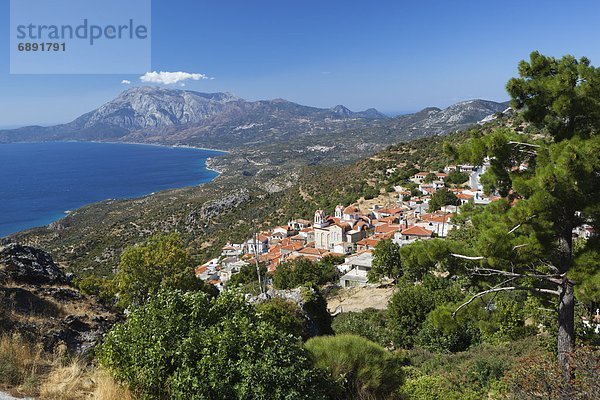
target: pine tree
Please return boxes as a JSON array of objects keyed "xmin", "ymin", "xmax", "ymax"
[{"xmin": 449, "ymin": 52, "xmax": 600, "ymax": 388}]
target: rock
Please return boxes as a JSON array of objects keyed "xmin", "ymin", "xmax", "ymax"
[
  {"xmin": 199, "ymin": 189, "xmax": 250, "ymax": 220},
  {"xmin": 0, "ymin": 244, "xmax": 120, "ymax": 354},
  {"xmin": 0, "ymin": 244, "xmax": 66, "ymax": 285}
]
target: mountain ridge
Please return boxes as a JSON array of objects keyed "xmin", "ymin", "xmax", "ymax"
[{"xmin": 0, "ymin": 87, "xmax": 508, "ymax": 152}]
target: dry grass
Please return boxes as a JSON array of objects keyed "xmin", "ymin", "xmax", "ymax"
[
  {"xmin": 91, "ymin": 369, "xmax": 133, "ymax": 400},
  {"xmin": 39, "ymin": 359, "xmax": 93, "ymax": 399},
  {"xmin": 0, "ymin": 334, "xmax": 132, "ymax": 399},
  {"xmin": 0, "ymin": 333, "xmax": 45, "ymax": 394},
  {"xmin": 39, "ymin": 360, "xmax": 133, "ymax": 400}
]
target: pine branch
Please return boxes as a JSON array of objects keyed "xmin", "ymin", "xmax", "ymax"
[{"xmin": 453, "ymin": 286, "xmax": 560, "ymax": 317}]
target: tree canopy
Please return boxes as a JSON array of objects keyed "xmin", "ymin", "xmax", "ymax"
[
  {"xmin": 113, "ymin": 233, "xmax": 216, "ymax": 308},
  {"xmin": 428, "ymin": 188, "xmax": 458, "ymax": 213},
  {"xmin": 446, "ymin": 51, "xmax": 600, "ymax": 381},
  {"xmin": 98, "ymin": 290, "xmax": 332, "ymax": 400},
  {"xmin": 368, "ymin": 239, "xmax": 402, "ymax": 283}
]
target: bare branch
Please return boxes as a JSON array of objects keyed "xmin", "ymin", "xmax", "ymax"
[
  {"xmin": 508, "ymin": 214, "xmax": 537, "ymax": 234},
  {"xmin": 508, "ymin": 141, "xmax": 541, "ymax": 148},
  {"xmin": 453, "ymin": 286, "xmax": 560, "ymax": 317},
  {"xmin": 451, "ymin": 253, "xmax": 485, "ymax": 261},
  {"xmin": 467, "ymin": 266, "xmax": 562, "ymax": 284},
  {"xmin": 512, "ymin": 243, "xmax": 529, "ymax": 251}
]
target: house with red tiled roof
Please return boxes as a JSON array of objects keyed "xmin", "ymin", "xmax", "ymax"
[
  {"xmin": 281, "ymin": 241, "xmax": 304, "ymax": 256},
  {"xmin": 457, "ymin": 192, "xmax": 474, "ymax": 205},
  {"xmin": 393, "ymin": 225, "xmax": 434, "ymax": 246},
  {"xmin": 374, "ymin": 223, "xmax": 402, "ymax": 235},
  {"xmin": 356, "ymin": 237, "xmax": 381, "ymax": 252}
]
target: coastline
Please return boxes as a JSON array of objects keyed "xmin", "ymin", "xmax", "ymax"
[
  {"xmin": 0, "ymin": 139, "xmax": 231, "ymax": 155},
  {"xmin": 61, "ymin": 139, "xmax": 230, "ymax": 155}
]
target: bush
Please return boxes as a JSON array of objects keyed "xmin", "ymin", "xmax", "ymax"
[
  {"xmin": 305, "ymin": 335, "xmax": 405, "ymax": 400},
  {"xmin": 399, "ymin": 374, "xmax": 479, "ymax": 400},
  {"xmin": 387, "ymin": 276, "xmax": 463, "ymax": 349},
  {"xmin": 332, "ymin": 309, "xmax": 391, "ymax": 347},
  {"xmin": 227, "ymin": 262, "xmax": 267, "ymax": 288},
  {"xmin": 74, "ymin": 275, "xmax": 116, "ymax": 305},
  {"xmin": 301, "ymin": 286, "xmax": 334, "ymax": 335},
  {"xmin": 114, "ymin": 233, "xmax": 217, "ymax": 308},
  {"xmin": 399, "ymin": 339, "xmax": 543, "ymax": 400},
  {"xmin": 256, "ymin": 297, "xmax": 307, "ymax": 338},
  {"xmin": 273, "ymin": 257, "xmax": 340, "ymax": 290},
  {"xmin": 416, "ymin": 305, "xmax": 479, "ymax": 353},
  {"xmin": 445, "ymin": 170, "xmax": 470, "ymax": 185},
  {"xmin": 502, "ymin": 346, "xmax": 600, "ymax": 400},
  {"xmin": 97, "ymin": 290, "xmax": 331, "ymax": 400}
]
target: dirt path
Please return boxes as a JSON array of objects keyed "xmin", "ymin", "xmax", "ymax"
[{"xmin": 327, "ymin": 286, "xmax": 395, "ymax": 314}]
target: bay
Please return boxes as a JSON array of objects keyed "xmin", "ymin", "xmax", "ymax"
[{"xmin": 0, "ymin": 142, "xmax": 223, "ymax": 237}]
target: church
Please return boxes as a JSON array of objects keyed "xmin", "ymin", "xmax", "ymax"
[{"xmin": 313, "ymin": 205, "xmax": 372, "ymax": 252}]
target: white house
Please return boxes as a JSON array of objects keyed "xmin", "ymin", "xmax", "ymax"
[{"xmin": 339, "ymin": 252, "xmax": 374, "ymax": 288}]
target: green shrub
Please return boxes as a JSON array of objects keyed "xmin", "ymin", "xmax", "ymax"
[
  {"xmin": 273, "ymin": 257, "xmax": 340, "ymax": 290},
  {"xmin": 227, "ymin": 262, "xmax": 267, "ymax": 288},
  {"xmin": 301, "ymin": 286, "xmax": 334, "ymax": 335},
  {"xmin": 305, "ymin": 334, "xmax": 404, "ymax": 400},
  {"xmin": 387, "ymin": 276, "xmax": 463, "ymax": 349},
  {"xmin": 74, "ymin": 275, "xmax": 116, "ymax": 304},
  {"xmin": 256, "ymin": 297, "xmax": 307, "ymax": 338},
  {"xmin": 416, "ymin": 305, "xmax": 479, "ymax": 353},
  {"xmin": 97, "ymin": 290, "xmax": 332, "ymax": 400},
  {"xmin": 332, "ymin": 309, "xmax": 391, "ymax": 347},
  {"xmin": 400, "ymin": 374, "xmax": 480, "ymax": 400},
  {"xmin": 114, "ymin": 233, "xmax": 217, "ymax": 308}
]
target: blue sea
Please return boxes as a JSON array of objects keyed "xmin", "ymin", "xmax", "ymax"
[{"xmin": 0, "ymin": 142, "xmax": 224, "ymax": 237}]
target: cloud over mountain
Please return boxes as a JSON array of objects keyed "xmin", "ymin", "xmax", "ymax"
[{"xmin": 140, "ymin": 71, "xmax": 210, "ymax": 85}]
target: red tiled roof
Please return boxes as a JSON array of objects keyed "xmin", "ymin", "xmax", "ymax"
[
  {"xmin": 357, "ymin": 238, "xmax": 381, "ymax": 247},
  {"xmin": 298, "ymin": 247, "xmax": 328, "ymax": 256},
  {"xmin": 401, "ymin": 225, "xmax": 433, "ymax": 237},
  {"xmin": 421, "ymin": 213, "xmax": 454, "ymax": 223},
  {"xmin": 343, "ymin": 206, "xmax": 359, "ymax": 214},
  {"xmin": 374, "ymin": 224, "xmax": 402, "ymax": 234},
  {"xmin": 195, "ymin": 265, "xmax": 208, "ymax": 276}
]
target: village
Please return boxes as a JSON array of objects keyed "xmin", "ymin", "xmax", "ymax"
[
  {"xmin": 196, "ymin": 160, "xmax": 596, "ymax": 291},
  {"xmin": 195, "ymin": 162, "xmax": 491, "ymax": 289}
]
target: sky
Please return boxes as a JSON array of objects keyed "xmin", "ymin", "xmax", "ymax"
[{"xmin": 1, "ymin": 0, "xmax": 600, "ymax": 126}]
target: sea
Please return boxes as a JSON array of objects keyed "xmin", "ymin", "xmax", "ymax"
[{"xmin": 0, "ymin": 141, "xmax": 224, "ymax": 237}]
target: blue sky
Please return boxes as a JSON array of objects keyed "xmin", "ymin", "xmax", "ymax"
[{"xmin": 1, "ymin": 0, "xmax": 600, "ymax": 126}]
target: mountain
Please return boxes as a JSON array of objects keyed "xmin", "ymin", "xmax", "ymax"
[
  {"xmin": 0, "ymin": 87, "xmax": 507, "ymax": 152},
  {"xmin": 385, "ymin": 100, "xmax": 509, "ymax": 140},
  {"xmin": 75, "ymin": 86, "xmax": 240, "ymax": 131}
]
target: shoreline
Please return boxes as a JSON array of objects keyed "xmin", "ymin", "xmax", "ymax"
[{"xmin": 1, "ymin": 139, "xmax": 230, "ymax": 155}]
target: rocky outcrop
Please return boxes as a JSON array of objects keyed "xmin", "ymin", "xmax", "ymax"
[
  {"xmin": 199, "ymin": 189, "xmax": 250, "ymax": 221},
  {"xmin": 0, "ymin": 243, "xmax": 66, "ymax": 285},
  {"xmin": 0, "ymin": 244, "xmax": 119, "ymax": 354}
]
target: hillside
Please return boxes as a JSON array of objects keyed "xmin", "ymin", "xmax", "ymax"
[{"xmin": 5, "ymin": 116, "xmax": 499, "ymax": 276}]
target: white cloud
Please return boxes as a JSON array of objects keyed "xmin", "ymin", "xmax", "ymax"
[
  {"xmin": 121, "ymin": 80, "xmax": 131, "ymax": 84},
  {"xmin": 139, "ymin": 71, "xmax": 210, "ymax": 85}
]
